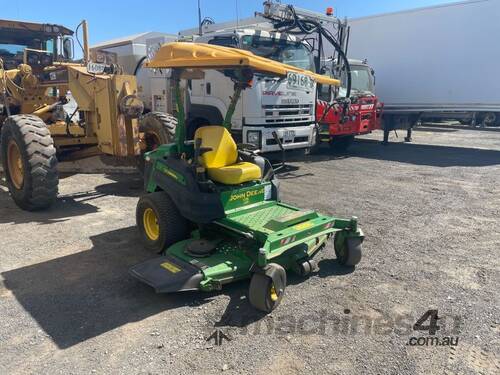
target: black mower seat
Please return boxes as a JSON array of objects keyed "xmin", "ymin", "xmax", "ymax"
[{"xmin": 195, "ymin": 126, "xmax": 262, "ymax": 185}]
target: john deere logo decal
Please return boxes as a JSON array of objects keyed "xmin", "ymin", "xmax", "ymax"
[
  {"xmin": 229, "ymin": 187, "xmax": 264, "ymax": 202},
  {"xmin": 157, "ymin": 164, "xmax": 186, "ymax": 185}
]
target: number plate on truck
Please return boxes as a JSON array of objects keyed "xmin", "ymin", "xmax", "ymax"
[
  {"xmin": 287, "ymin": 72, "xmax": 314, "ymax": 91},
  {"xmin": 283, "ymin": 130, "xmax": 295, "ymax": 142}
]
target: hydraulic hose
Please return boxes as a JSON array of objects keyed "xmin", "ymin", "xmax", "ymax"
[{"xmin": 267, "ymin": 5, "xmax": 352, "ymax": 99}]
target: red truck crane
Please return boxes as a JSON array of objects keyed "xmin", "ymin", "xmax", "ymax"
[
  {"xmin": 316, "ymin": 59, "xmax": 383, "ymax": 150},
  {"xmin": 260, "ymin": 2, "xmax": 383, "ymax": 152}
]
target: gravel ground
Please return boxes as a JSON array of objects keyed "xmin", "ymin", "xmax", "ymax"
[{"xmin": 0, "ymin": 125, "xmax": 499, "ymax": 375}]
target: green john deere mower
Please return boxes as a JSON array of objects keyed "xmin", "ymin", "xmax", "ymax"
[{"xmin": 130, "ymin": 42, "xmax": 364, "ymax": 313}]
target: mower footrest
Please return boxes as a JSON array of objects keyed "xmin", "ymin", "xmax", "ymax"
[{"xmin": 130, "ymin": 255, "xmax": 203, "ymax": 293}]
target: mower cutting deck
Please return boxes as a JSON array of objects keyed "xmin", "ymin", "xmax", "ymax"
[{"xmin": 130, "ymin": 42, "xmax": 364, "ymax": 312}]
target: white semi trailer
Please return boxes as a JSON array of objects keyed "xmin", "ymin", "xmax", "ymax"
[{"xmin": 345, "ymin": 0, "xmax": 500, "ymax": 132}]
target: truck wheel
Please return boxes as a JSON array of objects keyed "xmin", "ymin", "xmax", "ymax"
[
  {"xmin": 308, "ymin": 124, "xmax": 321, "ymax": 155},
  {"xmin": 480, "ymin": 112, "xmax": 497, "ymax": 127},
  {"xmin": 136, "ymin": 191, "xmax": 188, "ymax": 253},
  {"xmin": 0, "ymin": 114, "xmax": 58, "ymax": 210},
  {"xmin": 249, "ymin": 263, "xmax": 286, "ymax": 313},
  {"xmin": 330, "ymin": 135, "xmax": 354, "ymax": 152},
  {"xmin": 334, "ymin": 232, "xmax": 363, "ymax": 266},
  {"xmin": 137, "ymin": 112, "xmax": 177, "ymax": 172},
  {"xmin": 187, "ymin": 118, "xmax": 210, "ymax": 140}
]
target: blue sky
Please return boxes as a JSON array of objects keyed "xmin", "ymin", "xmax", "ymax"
[{"xmin": 3, "ymin": 0, "xmax": 458, "ymax": 45}]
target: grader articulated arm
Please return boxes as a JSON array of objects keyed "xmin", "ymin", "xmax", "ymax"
[{"xmin": 67, "ymin": 66, "xmax": 143, "ymax": 157}]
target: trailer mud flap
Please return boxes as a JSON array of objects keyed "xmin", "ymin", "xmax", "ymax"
[{"xmin": 129, "ymin": 255, "xmax": 203, "ymax": 293}]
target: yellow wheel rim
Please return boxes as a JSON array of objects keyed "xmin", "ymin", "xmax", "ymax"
[
  {"xmin": 7, "ymin": 140, "xmax": 24, "ymax": 189},
  {"xmin": 270, "ymin": 284, "xmax": 279, "ymax": 302},
  {"xmin": 143, "ymin": 208, "xmax": 160, "ymax": 241}
]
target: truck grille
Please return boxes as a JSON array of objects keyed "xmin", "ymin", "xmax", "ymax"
[
  {"xmin": 266, "ymin": 136, "xmax": 309, "ymax": 145},
  {"xmin": 263, "ymin": 104, "xmax": 312, "ymax": 123}
]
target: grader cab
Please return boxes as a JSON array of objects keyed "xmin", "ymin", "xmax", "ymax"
[{"xmin": 0, "ymin": 19, "xmax": 147, "ymax": 210}]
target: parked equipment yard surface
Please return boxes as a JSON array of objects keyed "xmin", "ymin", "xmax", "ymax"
[{"xmin": 1, "ymin": 125, "xmax": 499, "ymax": 375}]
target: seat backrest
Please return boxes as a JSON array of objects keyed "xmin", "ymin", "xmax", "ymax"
[{"xmin": 194, "ymin": 126, "xmax": 238, "ymax": 169}]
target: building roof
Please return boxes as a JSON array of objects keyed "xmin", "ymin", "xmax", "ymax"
[{"xmin": 92, "ymin": 32, "xmax": 177, "ymax": 49}]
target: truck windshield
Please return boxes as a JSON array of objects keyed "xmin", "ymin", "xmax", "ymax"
[
  {"xmin": 240, "ymin": 35, "xmax": 314, "ymax": 71},
  {"xmin": 0, "ymin": 44, "xmax": 26, "ymax": 56},
  {"xmin": 341, "ymin": 65, "xmax": 374, "ymax": 94}
]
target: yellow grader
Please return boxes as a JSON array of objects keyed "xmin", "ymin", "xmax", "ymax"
[{"xmin": 0, "ymin": 19, "xmax": 169, "ymax": 210}]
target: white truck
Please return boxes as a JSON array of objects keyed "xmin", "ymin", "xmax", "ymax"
[
  {"xmin": 177, "ymin": 2, "xmax": 354, "ymax": 152},
  {"xmin": 95, "ymin": 26, "xmax": 319, "ymax": 152},
  {"xmin": 345, "ymin": 0, "xmax": 500, "ymax": 130},
  {"xmin": 176, "ymin": 26, "xmax": 318, "ymax": 152},
  {"xmin": 92, "ymin": 2, "xmax": 346, "ymax": 152}
]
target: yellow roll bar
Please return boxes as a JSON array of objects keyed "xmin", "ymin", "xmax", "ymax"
[{"xmin": 146, "ymin": 42, "xmax": 340, "ymax": 86}]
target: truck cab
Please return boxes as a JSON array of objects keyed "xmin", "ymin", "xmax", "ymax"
[
  {"xmin": 0, "ymin": 19, "xmax": 76, "ymax": 122},
  {"xmin": 185, "ymin": 29, "xmax": 317, "ymax": 153},
  {"xmin": 339, "ymin": 59, "xmax": 376, "ymax": 97},
  {"xmin": 317, "ymin": 58, "xmax": 383, "ymax": 147},
  {"xmin": 0, "ymin": 19, "xmax": 74, "ymax": 71}
]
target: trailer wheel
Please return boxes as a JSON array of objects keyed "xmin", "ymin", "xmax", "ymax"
[
  {"xmin": 334, "ymin": 232, "xmax": 363, "ymax": 266},
  {"xmin": 137, "ymin": 112, "xmax": 177, "ymax": 172},
  {"xmin": 480, "ymin": 112, "xmax": 497, "ymax": 127},
  {"xmin": 330, "ymin": 135, "xmax": 354, "ymax": 152},
  {"xmin": 249, "ymin": 263, "xmax": 286, "ymax": 313},
  {"xmin": 0, "ymin": 115, "xmax": 58, "ymax": 210},
  {"xmin": 136, "ymin": 191, "xmax": 188, "ymax": 253}
]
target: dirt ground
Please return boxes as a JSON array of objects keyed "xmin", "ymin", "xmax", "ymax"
[{"xmin": 0, "ymin": 125, "xmax": 499, "ymax": 375}]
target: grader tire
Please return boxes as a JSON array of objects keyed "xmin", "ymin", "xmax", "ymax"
[
  {"xmin": 137, "ymin": 112, "xmax": 177, "ymax": 172},
  {"xmin": 0, "ymin": 114, "xmax": 58, "ymax": 210}
]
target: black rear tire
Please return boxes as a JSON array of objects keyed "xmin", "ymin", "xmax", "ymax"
[
  {"xmin": 137, "ymin": 112, "xmax": 177, "ymax": 172},
  {"xmin": 136, "ymin": 191, "xmax": 189, "ymax": 253},
  {"xmin": 249, "ymin": 263, "xmax": 286, "ymax": 313},
  {"xmin": 0, "ymin": 114, "xmax": 58, "ymax": 210}
]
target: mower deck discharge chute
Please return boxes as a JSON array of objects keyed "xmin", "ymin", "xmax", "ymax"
[{"xmin": 130, "ymin": 42, "xmax": 363, "ymax": 312}]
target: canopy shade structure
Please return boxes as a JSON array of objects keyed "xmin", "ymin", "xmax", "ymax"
[{"xmin": 146, "ymin": 42, "xmax": 340, "ymax": 86}]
